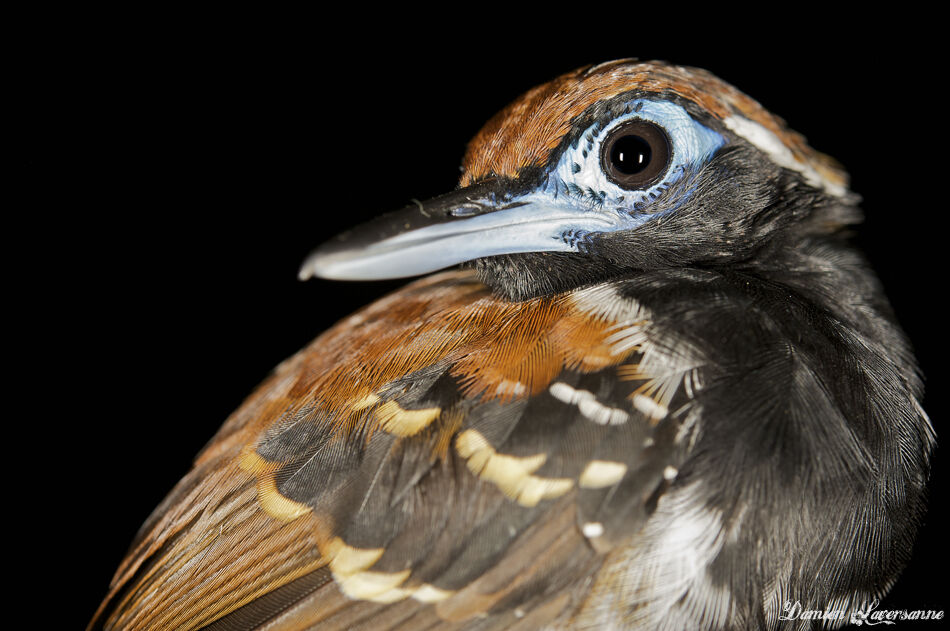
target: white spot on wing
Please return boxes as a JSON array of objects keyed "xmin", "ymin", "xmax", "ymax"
[
  {"xmin": 582, "ymin": 522, "xmax": 605, "ymax": 538},
  {"xmin": 633, "ymin": 393, "xmax": 669, "ymax": 420},
  {"xmin": 549, "ymin": 382, "xmax": 629, "ymax": 425}
]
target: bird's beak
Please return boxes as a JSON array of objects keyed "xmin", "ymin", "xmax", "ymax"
[{"xmin": 300, "ymin": 178, "xmax": 621, "ymax": 281}]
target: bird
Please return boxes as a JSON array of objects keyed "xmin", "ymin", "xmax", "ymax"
[{"xmin": 90, "ymin": 59, "xmax": 935, "ymax": 630}]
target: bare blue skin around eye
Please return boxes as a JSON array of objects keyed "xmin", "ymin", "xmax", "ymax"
[
  {"xmin": 538, "ymin": 99, "xmax": 726, "ymax": 225},
  {"xmin": 440, "ymin": 99, "xmax": 729, "ymax": 259}
]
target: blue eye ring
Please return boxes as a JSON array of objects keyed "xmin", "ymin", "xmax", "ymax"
[{"xmin": 600, "ymin": 119, "xmax": 671, "ymax": 190}]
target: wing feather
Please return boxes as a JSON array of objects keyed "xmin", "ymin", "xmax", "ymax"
[{"xmin": 91, "ymin": 271, "xmax": 692, "ymax": 630}]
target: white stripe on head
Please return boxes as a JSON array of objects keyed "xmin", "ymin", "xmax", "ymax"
[{"xmin": 724, "ymin": 115, "xmax": 847, "ymax": 197}]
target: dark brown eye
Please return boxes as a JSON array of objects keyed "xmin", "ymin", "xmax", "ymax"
[{"xmin": 600, "ymin": 120, "xmax": 671, "ymax": 189}]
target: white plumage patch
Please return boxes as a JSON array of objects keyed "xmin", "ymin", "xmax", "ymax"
[
  {"xmin": 632, "ymin": 393, "xmax": 668, "ymax": 420},
  {"xmin": 571, "ymin": 283, "xmax": 650, "ymax": 328},
  {"xmin": 572, "ymin": 283, "xmax": 705, "ymax": 426},
  {"xmin": 571, "ymin": 481, "xmax": 735, "ymax": 630},
  {"xmin": 724, "ymin": 115, "xmax": 847, "ymax": 197},
  {"xmin": 582, "ymin": 522, "xmax": 605, "ymax": 538},
  {"xmin": 549, "ymin": 381, "xmax": 629, "ymax": 425}
]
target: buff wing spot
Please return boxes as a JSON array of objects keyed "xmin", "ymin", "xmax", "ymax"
[
  {"xmin": 455, "ymin": 429, "xmax": 574, "ymax": 507},
  {"xmin": 239, "ymin": 449, "xmax": 312, "ymax": 522},
  {"xmin": 322, "ymin": 536, "xmax": 457, "ymax": 604},
  {"xmin": 579, "ymin": 460, "xmax": 629, "ymax": 489}
]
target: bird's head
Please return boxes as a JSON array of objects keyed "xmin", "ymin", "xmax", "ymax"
[{"xmin": 301, "ymin": 60, "xmax": 859, "ymax": 300}]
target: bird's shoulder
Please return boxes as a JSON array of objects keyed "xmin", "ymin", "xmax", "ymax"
[{"xmin": 95, "ymin": 269, "xmax": 698, "ymax": 629}]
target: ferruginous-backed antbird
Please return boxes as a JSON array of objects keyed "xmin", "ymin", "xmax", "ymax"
[{"xmin": 90, "ymin": 60, "xmax": 935, "ymax": 630}]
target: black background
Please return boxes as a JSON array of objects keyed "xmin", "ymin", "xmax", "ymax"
[{"xmin": 19, "ymin": 12, "xmax": 944, "ymax": 628}]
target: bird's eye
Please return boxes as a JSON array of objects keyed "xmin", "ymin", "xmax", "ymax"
[{"xmin": 600, "ymin": 120, "xmax": 671, "ymax": 189}]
